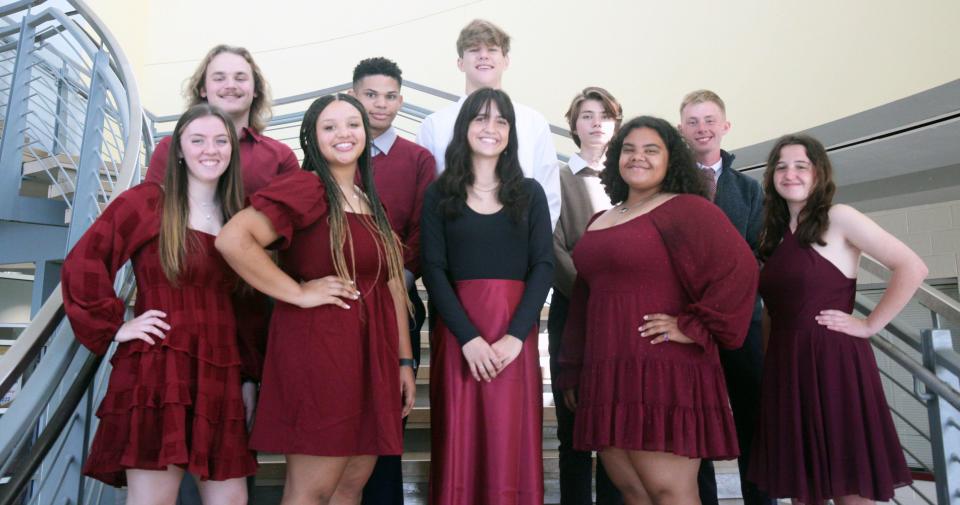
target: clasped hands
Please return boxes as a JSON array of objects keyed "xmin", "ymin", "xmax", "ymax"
[{"xmin": 462, "ymin": 334, "xmax": 523, "ymax": 382}]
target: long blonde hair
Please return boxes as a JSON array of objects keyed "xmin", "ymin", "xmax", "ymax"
[
  {"xmin": 185, "ymin": 44, "xmax": 272, "ymax": 133},
  {"xmin": 159, "ymin": 104, "xmax": 245, "ymax": 284}
]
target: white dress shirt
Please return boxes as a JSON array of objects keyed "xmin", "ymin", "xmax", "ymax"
[{"xmin": 417, "ymin": 96, "xmax": 561, "ymax": 229}]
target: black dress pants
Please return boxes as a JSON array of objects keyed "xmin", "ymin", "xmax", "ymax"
[
  {"xmin": 548, "ymin": 291, "xmax": 623, "ymax": 505},
  {"xmin": 361, "ymin": 286, "xmax": 427, "ymax": 504},
  {"xmin": 697, "ymin": 301, "xmax": 774, "ymax": 505}
]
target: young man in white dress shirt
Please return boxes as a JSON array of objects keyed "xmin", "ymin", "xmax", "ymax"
[{"xmin": 417, "ymin": 18, "xmax": 561, "ymax": 228}]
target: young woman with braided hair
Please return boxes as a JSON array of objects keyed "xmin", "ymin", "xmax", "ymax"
[{"xmin": 216, "ymin": 93, "xmax": 415, "ymax": 505}]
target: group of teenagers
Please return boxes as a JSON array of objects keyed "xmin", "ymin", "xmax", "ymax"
[{"xmin": 61, "ymin": 18, "xmax": 930, "ymax": 505}]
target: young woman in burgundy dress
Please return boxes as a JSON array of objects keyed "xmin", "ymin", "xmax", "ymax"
[
  {"xmin": 216, "ymin": 93, "xmax": 415, "ymax": 505},
  {"xmin": 62, "ymin": 104, "xmax": 256, "ymax": 504},
  {"xmin": 748, "ymin": 134, "xmax": 927, "ymax": 504},
  {"xmin": 421, "ymin": 88, "xmax": 554, "ymax": 505},
  {"xmin": 557, "ymin": 116, "xmax": 759, "ymax": 504}
]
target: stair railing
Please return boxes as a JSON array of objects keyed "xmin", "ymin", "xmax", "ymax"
[{"xmin": 0, "ymin": 0, "xmax": 143, "ymax": 504}]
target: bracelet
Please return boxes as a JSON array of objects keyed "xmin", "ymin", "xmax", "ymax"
[{"xmin": 399, "ymin": 358, "xmax": 416, "ymax": 368}]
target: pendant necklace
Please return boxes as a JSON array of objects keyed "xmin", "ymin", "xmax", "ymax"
[{"xmin": 617, "ymin": 192, "xmax": 660, "ymax": 215}]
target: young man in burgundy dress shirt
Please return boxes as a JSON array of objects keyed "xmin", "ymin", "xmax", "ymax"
[
  {"xmin": 146, "ymin": 45, "xmax": 300, "ymax": 505},
  {"xmin": 677, "ymin": 89, "xmax": 772, "ymax": 505},
  {"xmin": 350, "ymin": 57, "xmax": 436, "ymax": 505}
]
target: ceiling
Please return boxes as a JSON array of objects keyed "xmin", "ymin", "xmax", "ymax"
[{"xmin": 733, "ymin": 79, "xmax": 960, "ymax": 213}]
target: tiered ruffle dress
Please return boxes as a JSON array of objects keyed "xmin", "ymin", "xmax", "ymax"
[
  {"xmin": 61, "ymin": 182, "xmax": 256, "ymax": 486},
  {"xmin": 556, "ymin": 195, "xmax": 758, "ymax": 459}
]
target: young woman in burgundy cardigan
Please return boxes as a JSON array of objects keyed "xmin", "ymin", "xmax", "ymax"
[{"xmin": 62, "ymin": 104, "xmax": 256, "ymax": 504}]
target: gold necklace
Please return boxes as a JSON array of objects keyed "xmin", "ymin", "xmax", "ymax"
[
  {"xmin": 471, "ymin": 182, "xmax": 500, "ymax": 193},
  {"xmin": 617, "ymin": 192, "xmax": 660, "ymax": 214}
]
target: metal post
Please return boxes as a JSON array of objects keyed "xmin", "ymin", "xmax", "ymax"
[
  {"xmin": 64, "ymin": 50, "xmax": 107, "ymax": 246},
  {"xmin": 53, "ymin": 61, "xmax": 70, "ymax": 156},
  {"xmin": 0, "ymin": 16, "xmax": 35, "ymax": 219},
  {"xmin": 921, "ymin": 328, "xmax": 960, "ymax": 504}
]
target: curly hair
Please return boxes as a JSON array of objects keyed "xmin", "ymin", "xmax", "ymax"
[
  {"xmin": 436, "ymin": 87, "xmax": 528, "ymax": 222},
  {"xmin": 352, "ymin": 56, "xmax": 402, "ymax": 87},
  {"xmin": 758, "ymin": 134, "xmax": 836, "ymax": 259},
  {"xmin": 299, "ymin": 93, "xmax": 405, "ymax": 286},
  {"xmin": 600, "ymin": 116, "xmax": 708, "ymax": 204},
  {"xmin": 185, "ymin": 45, "xmax": 272, "ymax": 133}
]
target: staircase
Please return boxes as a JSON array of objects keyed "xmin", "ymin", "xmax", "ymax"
[{"xmin": 1, "ymin": 2, "xmax": 960, "ymax": 505}]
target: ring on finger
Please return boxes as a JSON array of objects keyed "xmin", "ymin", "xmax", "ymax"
[{"xmin": 663, "ymin": 332, "xmax": 670, "ymax": 342}]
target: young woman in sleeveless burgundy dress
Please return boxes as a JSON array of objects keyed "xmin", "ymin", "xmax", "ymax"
[
  {"xmin": 557, "ymin": 116, "xmax": 759, "ymax": 504},
  {"xmin": 216, "ymin": 94, "xmax": 415, "ymax": 504},
  {"xmin": 748, "ymin": 134, "xmax": 928, "ymax": 504},
  {"xmin": 62, "ymin": 104, "xmax": 255, "ymax": 504}
]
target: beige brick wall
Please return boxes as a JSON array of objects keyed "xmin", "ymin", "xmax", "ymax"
[{"xmin": 862, "ymin": 200, "xmax": 960, "ymax": 283}]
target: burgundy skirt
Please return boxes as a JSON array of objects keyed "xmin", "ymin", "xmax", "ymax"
[{"xmin": 429, "ymin": 279, "xmax": 543, "ymax": 505}]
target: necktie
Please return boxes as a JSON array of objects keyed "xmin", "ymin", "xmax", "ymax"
[{"xmin": 700, "ymin": 167, "xmax": 717, "ymax": 201}]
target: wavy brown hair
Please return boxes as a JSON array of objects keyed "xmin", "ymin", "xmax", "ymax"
[
  {"xmin": 601, "ymin": 116, "xmax": 708, "ymax": 204},
  {"xmin": 185, "ymin": 45, "xmax": 272, "ymax": 133},
  {"xmin": 299, "ymin": 94, "xmax": 406, "ymax": 289},
  {"xmin": 758, "ymin": 133, "xmax": 836, "ymax": 259},
  {"xmin": 159, "ymin": 104, "xmax": 244, "ymax": 284}
]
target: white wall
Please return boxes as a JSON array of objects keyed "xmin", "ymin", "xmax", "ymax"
[
  {"xmin": 89, "ymin": 0, "xmax": 960, "ymax": 152},
  {"xmin": 864, "ymin": 200, "xmax": 960, "ymax": 282},
  {"xmin": 0, "ymin": 278, "xmax": 33, "ymax": 324}
]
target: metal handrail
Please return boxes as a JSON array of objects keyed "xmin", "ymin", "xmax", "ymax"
[
  {"xmin": 0, "ymin": 352, "xmax": 103, "ymax": 505},
  {"xmin": 855, "ymin": 294, "xmax": 960, "ymax": 410},
  {"xmin": 861, "ymin": 254, "xmax": 960, "ymax": 328}
]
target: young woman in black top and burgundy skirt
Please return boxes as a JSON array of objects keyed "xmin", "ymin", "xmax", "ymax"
[{"xmin": 421, "ymin": 88, "xmax": 554, "ymax": 505}]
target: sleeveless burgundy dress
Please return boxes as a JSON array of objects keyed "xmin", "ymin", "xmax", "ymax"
[{"xmin": 748, "ymin": 229, "xmax": 912, "ymax": 502}]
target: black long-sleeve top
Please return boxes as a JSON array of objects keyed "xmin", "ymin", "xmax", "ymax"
[{"xmin": 421, "ymin": 178, "xmax": 555, "ymax": 346}]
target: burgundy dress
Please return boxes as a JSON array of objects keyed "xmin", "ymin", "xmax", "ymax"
[
  {"xmin": 247, "ymin": 170, "xmax": 402, "ymax": 456},
  {"xmin": 557, "ymin": 195, "xmax": 758, "ymax": 459},
  {"xmin": 748, "ymin": 229, "xmax": 912, "ymax": 502},
  {"xmin": 61, "ymin": 183, "xmax": 256, "ymax": 486}
]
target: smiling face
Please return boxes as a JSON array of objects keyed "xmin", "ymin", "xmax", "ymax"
[
  {"xmin": 315, "ymin": 99, "xmax": 366, "ymax": 168},
  {"xmin": 179, "ymin": 115, "xmax": 232, "ymax": 184},
  {"xmin": 618, "ymin": 127, "xmax": 669, "ymax": 194},
  {"xmin": 200, "ymin": 52, "xmax": 256, "ymax": 123},
  {"xmin": 678, "ymin": 100, "xmax": 730, "ymax": 162},
  {"xmin": 458, "ymin": 43, "xmax": 509, "ymax": 90},
  {"xmin": 773, "ymin": 143, "xmax": 816, "ymax": 205},
  {"xmin": 467, "ymin": 99, "xmax": 510, "ymax": 161},
  {"xmin": 575, "ymin": 99, "xmax": 617, "ymax": 151},
  {"xmin": 353, "ymin": 74, "xmax": 403, "ymax": 138}
]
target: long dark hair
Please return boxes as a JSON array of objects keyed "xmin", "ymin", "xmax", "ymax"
[
  {"xmin": 600, "ymin": 116, "xmax": 707, "ymax": 204},
  {"xmin": 160, "ymin": 104, "xmax": 244, "ymax": 284},
  {"xmin": 758, "ymin": 133, "xmax": 836, "ymax": 259},
  {"xmin": 299, "ymin": 93, "xmax": 405, "ymax": 285},
  {"xmin": 437, "ymin": 87, "xmax": 527, "ymax": 222}
]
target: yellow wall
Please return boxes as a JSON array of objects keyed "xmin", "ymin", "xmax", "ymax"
[{"xmin": 89, "ymin": 0, "xmax": 960, "ymax": 151}]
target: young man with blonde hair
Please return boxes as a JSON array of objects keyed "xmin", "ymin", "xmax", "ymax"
[
  {"xmin": 417, "ymin": 19, "xmax": 560, "ymax": 228},
  {"xmin": 678, "ymin": 89, "xmax": 771, "ymax": 505}
]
